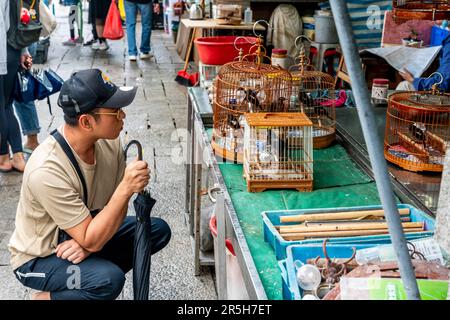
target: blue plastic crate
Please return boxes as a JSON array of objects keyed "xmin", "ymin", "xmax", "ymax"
[
  {"xmin": 262, "ymin": 204, "xmax": 435, "ymax": 260},
  {"xmin": 430, "ymin": 25, "xmax": 450, "ymax": 46},
  {"xmin": 285, "ymin": 243, "xmax": 381, "ymax": 300},
  {"xmin": 278, "ymin": 260, "xmax": 294, "ymax": 300}
]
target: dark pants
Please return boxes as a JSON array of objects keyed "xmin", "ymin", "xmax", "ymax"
[
  {"xmin": 0, "ymin": 45, "xmax": 23, "ymax": 155},
  {"xmin": 14, "ymin": 216, "xmax": 171, "ymax": 300}
]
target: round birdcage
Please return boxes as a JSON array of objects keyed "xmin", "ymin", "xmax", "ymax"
[
  {"xmin": 212, "ymin": 36, "xmax": 292, "ymax": 163},
  {"xmin": 384, "ymin": 86, "xmax": 450, "ymax": 172},
  {"xmin": 392, "ymin": 0, "xmax": 450, "ymax": 24},
  {"xmin": 288, "ymin": 38, "xmax": 337, "ymax": 149}
]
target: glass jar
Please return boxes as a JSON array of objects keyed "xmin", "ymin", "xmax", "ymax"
[
  {"xmin": 371, "ymin": 78, "xmax": 389, "ymax": 106},
  {"xmin": 271, "ymin": 49, "xmax": 289, "ymax": 69}
]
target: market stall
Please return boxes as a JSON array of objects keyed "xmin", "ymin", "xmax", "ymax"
[{"xmin": 181, "ymin": 0, "xmax": 449, "ymax": 301}]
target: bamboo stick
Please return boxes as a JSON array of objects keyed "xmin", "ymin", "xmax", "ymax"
[
  {"xmin": 279, "ymin": 221, "xmax": 423, "ymax": 234},
  {"xmin": 282, "ymin": 227, "xmax": 424, "ymax": 241},
  {"xmin": 280, "ymin": 208, "xmax": 410, "ymax": 223},
  {"xmin": 278, "ymin": 217, "xmax": 412, "ymax": 231}
]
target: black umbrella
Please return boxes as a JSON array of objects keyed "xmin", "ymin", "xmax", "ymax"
[{"xmin": 124, "ymin": 140, "xmax": 156, "ymax": 300}]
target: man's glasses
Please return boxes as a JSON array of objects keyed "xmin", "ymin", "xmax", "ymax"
[{"xmin": 91, "ymin": 108, "xmax": 124, "ymax": 120}]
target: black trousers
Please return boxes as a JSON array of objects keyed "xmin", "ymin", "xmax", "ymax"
[{"xmin": 14, "ymin": 216, "xmax": 171, "ymax": 300}]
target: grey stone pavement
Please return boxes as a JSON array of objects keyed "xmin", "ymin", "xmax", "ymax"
[{"xmin": 0, "ymin": 4, "xmax": 217, "ymax": 300}]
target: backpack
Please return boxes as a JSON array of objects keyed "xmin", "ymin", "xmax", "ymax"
[{"xmin": 7, "ymin": 0, "xmax": 43, "ymax": 50}]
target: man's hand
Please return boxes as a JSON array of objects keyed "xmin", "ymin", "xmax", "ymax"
[
  {"xmin": 399, "ymin": 69, "xmax": 414, "ymax": 83},
  {"xmin": 56, "ymin": 239, "xmax": 91, "ymax": 264},
  {"xmin": 122, "ymin": 159, "xmax": 150, "ymax": 195},
  {"xmin": 153, "ymin": 3, "xmax": 160, "ymax": 15},
  {"xmin": 20, "ymin": 54, "xmax": 33, "ymax": 70}
]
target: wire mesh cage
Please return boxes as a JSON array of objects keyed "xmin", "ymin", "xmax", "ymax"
[
  {"xmin": 288, "ymin": 45, "xmax": 337, "ymax": 149},
  {"xmin": 212, "ymin": 38, "xmax": 292, "ymax": 163},
  {"xmin": 392, "ymin": 0, "xmax": 450, "ymax": 24},
  {"xmin": 243, "ymin": 112, "xmax": 314, "ymax": 192},
  {"xmin": 384, "ymin": 90, "xmax": 450, "ymax": 172}
]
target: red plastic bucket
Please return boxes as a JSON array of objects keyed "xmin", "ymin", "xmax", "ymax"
[{"xmin": 194, "ymin": 36, "xmax": 258, "ymax": 65}]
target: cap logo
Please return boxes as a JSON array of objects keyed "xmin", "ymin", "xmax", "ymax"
[{"xmin": 101, "ymin": 72, "xmax": 114, "ymax": 88}]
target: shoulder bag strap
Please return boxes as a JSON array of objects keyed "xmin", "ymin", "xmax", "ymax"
[{"xmin": 50, "ymin": 129, "xmax": 88, "ymax": 205}]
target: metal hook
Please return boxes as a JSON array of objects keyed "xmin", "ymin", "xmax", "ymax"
[
  {"xmin": 234, "ymin": 36, "xmax": 255, "ymax": 52},
  {"xmin": 294, "ymin": 35, "xmax": 312, "ymax": 50},
  {"xmin": 428, "ymin": 71, "xmax": 444, "ymax": 86},
  {"xmin": 253, "ymin": 20, "xmax": 270, "ymax": 38},
  {"xmin": 124, "ymin": 140, "xmax": 143, "ymax": 161}
]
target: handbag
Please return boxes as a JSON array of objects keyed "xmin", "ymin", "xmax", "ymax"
[
  {"xmin": 103, "ymin": 0, "xmax": 124, "ymax": 40},
  {"xmin": 39, "ymin": 1, "xmax": 57, "ymax": 37},
  {"xmin": 7, "ymin": 0, "xmax": 43, "ymax": 50}
]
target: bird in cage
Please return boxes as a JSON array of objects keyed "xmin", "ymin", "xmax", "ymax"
[
  {"xmin": 237, "ymin": 87, "xmax": 260, "ymax": 112},
  {"xmin": 269, "ymin": 97, "xmax": 288, "ymax": 112},
  {"xmin": 410, "ymin": 122, "xmax": 427, "ymax": 142},
  {"xmin": 226, "ymin": 114, "xmax": 241, "ymax": 131}
]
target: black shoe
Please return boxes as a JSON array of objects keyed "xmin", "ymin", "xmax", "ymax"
[{"xmin": 83, "ymin": 38, "xmax": 97, "ymax": 46}]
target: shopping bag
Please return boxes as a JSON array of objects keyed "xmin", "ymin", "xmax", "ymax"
[
  {"xmin": 118, "ymin": 0, "xmax": 126, "ymax": 21},
  {"xmin": 103, "ymin": 0, "xmax": 124, "ymax": 40},
  {"xmin": 39, "ymin": 1, "xmax": 57, "ymax": 37}
]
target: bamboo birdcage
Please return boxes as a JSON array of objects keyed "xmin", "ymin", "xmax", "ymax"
[
  {"xmin": 289, "ymin": 43, "xmax": 337, "ymax": 149},
  {"xmin": 243, "ymin": 112, "xmax": 314, "ymax": 192},
  {"xmin": 393, "ymin": 0, "xmax": 450, "ymax": 24},
  {"xmin": 212, "ymin": 37, "xmax": 292, "ymax": 163},
  {"xmin": 384, "ymin": 80, "xmax": 450, "ymax": 172}
]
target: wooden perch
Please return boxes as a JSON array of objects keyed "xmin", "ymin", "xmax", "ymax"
[
  {"xmin": 425, "ymin": 131, "xmax": 447, "ymax": 153},
  {"xmin": 280, "ymin": 208, "xmax": 410, "ymax": 223},
  {"xmin": 396, "ymin": 131, "xmax": 429, "ymax": 161}
]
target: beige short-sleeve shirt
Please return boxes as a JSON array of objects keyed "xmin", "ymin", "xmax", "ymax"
[{"xmin": 8, "ymin": 129, "xmax": 126, "ymax": 270}]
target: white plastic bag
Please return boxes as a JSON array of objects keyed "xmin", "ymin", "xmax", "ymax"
[{"xmin": 39, "ymin": 1, "xmax": 57, "ymax": 37}]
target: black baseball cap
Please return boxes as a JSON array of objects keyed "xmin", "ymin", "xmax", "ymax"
[{"xmin": 57, "ymin": 69, "xmax": 137, "ymax": 117}]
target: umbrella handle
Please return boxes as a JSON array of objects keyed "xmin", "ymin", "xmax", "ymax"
[{"xmin": 124, "ymin": 140, "xmax": 143, "ymax": 161}]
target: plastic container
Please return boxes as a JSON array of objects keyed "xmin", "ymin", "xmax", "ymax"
[
  {"xmin": 271, "ymin": 48, "xmax": 289, "ymax": 69},
  {"xmin": 430, "ymin": 25, "xmax": 450, "ymax": 46},
  {"xmin": 278, "ymin": 260, "xmax": 295, "ymax": 300},
  {"xmin": 194, "ymin": 36, "xmax": 258, "ymax": 65},
  {"xmin": 302, "ymin": 16, "xmax": 315, "ymax": 41},
  {"xmin": 244, "ymin": 7, "xmax": 253, "ymax": 24},
  {"xmin": 355, "ymin": 237, "xmax": 444, "ymax": 265},
  {"xmin": 285, "ymin": 243, "xmax": 379, "ymax": 300},
  {"xmin": 262, "ymin": 204, "xmax": 435, "ymax": 260},
  {"xmin": 33, "ymin": 37, "xmax": 50, "ymax": 64},
  {"xmin": 371, "ymin": 78, "xmax": 389, "ymax": 105},
  {"xmin": 313, "ymin": 14, "xmax": 338, "ymax": 43}
]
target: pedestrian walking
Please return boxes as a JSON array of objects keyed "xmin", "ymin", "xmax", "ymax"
[{"xmin": 124, "ymin": 0, "xmax": 160, "ymax": 61}]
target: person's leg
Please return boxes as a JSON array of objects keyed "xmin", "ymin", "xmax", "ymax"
[
  {"xmin": 13, "ymin": 100, "xmax": 41, "ymax": 152},
  {"xmin": 4, "ymin": 45, "xmax": 25, "ymax": 171},
  {"xmin": 75, "ymin": 2, "xmax": 82, "ymax": 41},
  {"xmin": 14, "ymin": 254, "xmax": 125, "ymax": 300},
  {"xmin": 84, "ymin": 0, "xmax": 98, "ymax": 46},
  {"xmin": 0, "ymin": 74, "xmax": 12, "ymax": 171},
  {"xmin": 63, "ymin": 5, "xmax": 78, "ymax": 45},
  {"xmin": 96, "ymin": 216, "xmax": 171, "ymax": 273},
  {"xmin": 124, "ymin": 1, "xmax": 138, "ymax": 57},
  {"xmin": 138, "ymin": 3, "xmax": 153, "ymax": 56}
]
